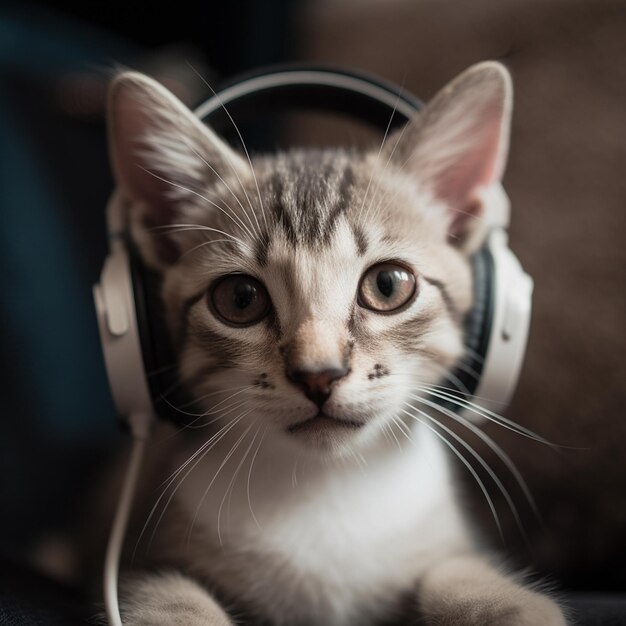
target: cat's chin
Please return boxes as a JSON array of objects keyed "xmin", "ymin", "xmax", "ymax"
[
  {"xmin": 285, "ymin": 412, "xmax": 367, "ymax": 456},
  {"xmin": 288, "ymin": 412, "xmax": 365, "ymax": 433}
]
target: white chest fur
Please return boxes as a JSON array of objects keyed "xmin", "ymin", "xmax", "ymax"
[{"xmin": 177, "ymin": 425, "xmax": 470, "ymax": 626}]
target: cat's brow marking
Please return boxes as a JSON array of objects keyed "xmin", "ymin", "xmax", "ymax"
[
  {"xmin": 178, "ymin": 290, "xmax": 206, "ymax": 347},
  {"xmin": 422, "ymin": 275, "xmax": 460, "ymax": 324},
  {"xmin": 351, "ymin": 223, "xmax": 368, "ymax": 256},
  {"xmin": 254, "ymin": 229, "xmax": 271, "ymax": 267},
  {"xmin": 318, "ymin": 165, "xmax": 355, "ymax": 245},
  {"xmin": 271, "ymin": 171, "xmax": 298, "ymax": 247},
  {"xmin": 380, "ymin": 233, "xmax": 399, "ymax": 246}
]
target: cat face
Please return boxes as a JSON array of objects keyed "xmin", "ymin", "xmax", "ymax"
[{"xmin": 107, "ymin": 63, "xmax": 512, "ymax": 457}]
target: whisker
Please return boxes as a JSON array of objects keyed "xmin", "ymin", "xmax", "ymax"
[
  {"xmin": 182, "ymin": 236, "xmax": 254, "ymax": 260},
  {"xmin": 167, "ymin": 385, "xmax": 253, "ymax": 419},
  {"xmin": 158, "ymin": 390, "xmax": 248, "ymax": 428},
  {"xmin": 150, "ymin": 221, "xmax": 253, "ymax": 254},
  {"xmin": 400, "ymin": 406, "xmax": 504, "ymax": 542},
  {"xmin": 420, "ymin": 382, "xmax": 507, "ymax": 408},
  {"xmin": 357, "ymin": 85, "xmax": 404, "ymax": 227},
  {"xmin": 432, "ymin": 363, "xmax": 473, "ymax": 397},
  {"xmin": 157, "ymin": 376, "xmax": 192, "ymax": 404},
  {"xmin": 139, "ymin": 167, "xmax": 254, "ymax": 241},
  {"xmin": 291, "ymin": 455, "xmax": 299, "ymax": 489},
  {"xmin": 181, "ymin": 399, "xmax": 252, "ymax": 429},
  {"xmin": 378, "ymin": 421, "xmax": 394, "ymax": 447},
  {"xmin": 178, "ymin": 385, "xmax": 253, "ymax": 409},
  {"xmin": 405, "ymin": 403, "xmax": 515, "ymax": 539},
  {"xmin": 408, "ymin": 396, "xmax": 536, "ymax": 541},
  {"xmin": 164, "ymin": 405, "xmax": 252, "ymax": 485},
  {"xmin": 414, "ymin": 385, "xmax": 557, "ymax": 447},
  {"xmin": 154, "ymin": 400, "xmax": 249, "ymax": 444},
  {"xmin": 389, "ymin": 414, "xmax": 414, "ymax": 443},
  {"xmin": 188, "ymin": 64, "xmax": 267, "ymax": 235},
  {"xmin": 188, "ymin": 417, "xmax": 255, "ymax": 544},
  {"xmin": 133, "ymin": 409, "xmax": 250, "ymax": 559},
  {"xmin": 247, "ymin": 426, "xmax": 267, "ymax": 530},
  {"xmin": 361, "ymin": 96, "xmax": 412, "ymax": 226},
  {"xmin": 218, "ymin": 423, "xmax": 259, "ymax": 546},
  {"xmin": 159, "ymin": 402, "xmax": 251, "ymax": 492},
  {"xmin": 156, "ymin": 408, "xmax": 254, "ymax": 548},
  {"xmin": 353, "ymin": 448, "xmax": 368, "ymax": 469},
  {"xmin": 184, "ymin": 142, "xmax": 259, "ymax": 240},
  {"xmin": 410, "ymin": 394, "xmax": 538, "ymax": 509},
  {"xmin": 385, "ymin": 416, "xmax": 404, "ymax": 451}
]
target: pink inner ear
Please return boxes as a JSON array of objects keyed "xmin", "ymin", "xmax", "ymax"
[
  {"xmin": 430, "ymin": 97, "xmax": 508, "ymax": 241},
  {"xmin": 435, "ymin": 113, "xmax": 503, "ymax": 204},
  {"xmin": 441, "ymin": 124, "xmax": 502, "ymax": 238}
]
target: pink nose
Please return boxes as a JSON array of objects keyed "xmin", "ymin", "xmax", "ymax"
[{"xmin": 287, "ymin": 366, "xmax": 349, "ymax": 407}]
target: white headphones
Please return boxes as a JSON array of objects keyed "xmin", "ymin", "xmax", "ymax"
[{"xmin": 93, "ymin": 65, "xmax": 533, "ymax": 625}]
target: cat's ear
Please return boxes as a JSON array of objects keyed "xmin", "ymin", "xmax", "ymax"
[
  {"xmin": 386, "ymin": 62, "xmax": 512, "ymax": 251},
  {"xmin": 107, "ymin": 71, "xmax": 249, "ymax": 267}
]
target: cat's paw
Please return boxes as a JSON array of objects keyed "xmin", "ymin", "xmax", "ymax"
[
  {"xmin": 421, "ymin": 588, "xmax": 566, "ymax": 625},
  {"xmin": 418, "ymin": 556, "xmax": 566, "ymax": 626},
  {"xmin": 119, "ymin": 572, "xmax": 234, "ymax": 626}
]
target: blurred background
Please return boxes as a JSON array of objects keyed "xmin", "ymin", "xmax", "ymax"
[{"xmin": 1, "ymin": 0, "xmax": 625, "ymax": 607}]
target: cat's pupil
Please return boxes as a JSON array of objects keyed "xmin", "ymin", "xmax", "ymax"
[
  {"xmin": 377, "ymin": 271, "xmax": 394, "ymax": 298},
  {"xmin": 233, "ymin": 282, "xmax": 255, "ymax": 309}
]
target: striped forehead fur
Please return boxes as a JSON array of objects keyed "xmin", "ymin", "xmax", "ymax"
[
  {"xmin": 265, "ymin": 149, "xmax": 358, "ymax": 248},
  {"xmin": 155, "ymin": 145, "xmax": 451, "ymax": 269}
]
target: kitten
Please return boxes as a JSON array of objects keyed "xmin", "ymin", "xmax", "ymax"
[{"xmin": 102, "ymin": 62, "xmax": 566, "ymax": 625}]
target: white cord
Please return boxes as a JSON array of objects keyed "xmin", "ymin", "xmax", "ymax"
[{"xmin": 104, "ymin": 433, "xmax": 148, "ymax": 626}]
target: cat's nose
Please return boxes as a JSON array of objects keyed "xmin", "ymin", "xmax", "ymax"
[{"xmin": 287, "ymin": 366, "xmax": 349, "ymax": 407}]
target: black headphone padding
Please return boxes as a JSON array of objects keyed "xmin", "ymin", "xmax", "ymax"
[
  {"xmin": 434, "ymin": 247, "xmax": 494, "ymax": 412},
  {"xmin": 129, "ymin": 246, "xmax": 192, "ymax": 424}
]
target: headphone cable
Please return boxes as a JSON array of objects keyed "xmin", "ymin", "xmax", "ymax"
[{"xmin": 103, "ymin": 429, "xmax": 149, "ymax": 625}]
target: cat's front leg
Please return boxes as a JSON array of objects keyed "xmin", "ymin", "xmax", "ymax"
[
  {"xmin": 417, "ymin": 554, "xmax": 566, "ymax": 626},
  {"xmin": 119, "ymin": 572, "xmax": 234, "ymax": 626}
]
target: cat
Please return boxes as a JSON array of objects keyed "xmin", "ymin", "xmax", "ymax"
[{"xmin": 100, "ymin": 61, "xmax": 567, "ymax": 625}]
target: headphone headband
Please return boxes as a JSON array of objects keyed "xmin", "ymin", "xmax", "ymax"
[{"xmin": 195, "ymin": 66, "xmax": 421, "ymax": 134}]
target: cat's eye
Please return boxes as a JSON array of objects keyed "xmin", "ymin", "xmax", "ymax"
[
  {"xmin": 209, "ymin": 275, "xmax": 271, "ymax": 326},
  {"xmin": 358, "ymin": 262, "xmax": 417, "ymax": 312}
]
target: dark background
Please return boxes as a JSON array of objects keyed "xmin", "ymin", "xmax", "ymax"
[
  {"xmin": 0, "ymin": 0, "xmax": 295, "ymax": 560},
  {"xmin": 1, "ymin": 0, "xmax": 625, "ymax": 602}
]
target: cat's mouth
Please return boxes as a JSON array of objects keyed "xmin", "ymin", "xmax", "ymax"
[{"xmin": 287, "ymin": 412, "xmax": 365, "ymax": 434}]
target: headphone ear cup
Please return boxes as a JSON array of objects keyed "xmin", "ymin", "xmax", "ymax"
[
  {"xmin": 127, "ymin": 248, "xmax": 159, "ymax": 398},
  {"xmin": 431, "ymin": 230, "xmax": 533, "ymax": 421},
  {"xmin": 128, "ymin": 248, "xmax": 193, "ymax": 424},
  {"xmin": 462, "ymin": 247, "xmax": 496, "ymax": 391},
  {"xmin": 466, "ymin": 231, "xmax": 534, "ymax": 418},
  {"xmin": 93, "ymin": 241, "xmax": 155, "ymax": 430}
]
